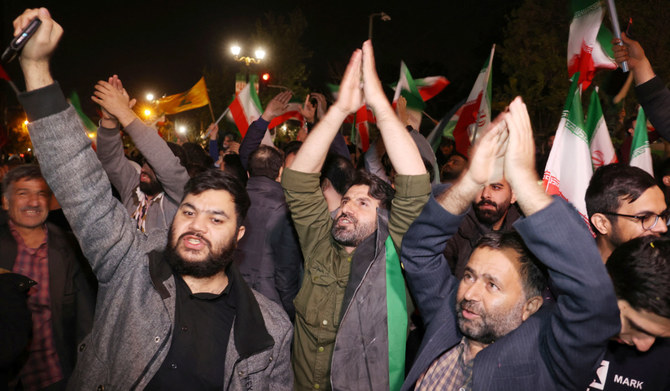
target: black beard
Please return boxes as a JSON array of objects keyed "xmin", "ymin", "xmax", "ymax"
[
  {"xmin": 139, "ymin": 179, "xmax": 164, "ymax": 197},
  {"xmin": 164, "ymin": 228, "xmax": 236, "ymax": 278},
  {"xmin": 331, "ymin": 213, "xmax": 375, "ymax": 247},
  {"xmin": 473, "ymin": 200, "xmax": 508, "ymax": 227}
]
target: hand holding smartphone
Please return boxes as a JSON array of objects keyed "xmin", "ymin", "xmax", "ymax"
[{"xmin": 1, "ymin": 18, "xmax": 42, "ymax": 63}]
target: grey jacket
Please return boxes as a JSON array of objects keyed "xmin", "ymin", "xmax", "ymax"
[
  {"xmin": 96, "ymin": 119, "xmax": 189, "ymax": 232},
  {"xmin": 21, "ymin": 84, "xmax": 293, "ymax": 391}
]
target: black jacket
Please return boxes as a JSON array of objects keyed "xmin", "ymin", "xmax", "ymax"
[
  {"xmin": 235, "ymin": 175, "xmax": 303, "ymax": 320},
  {"xmin": 0, "ymin": 219, "xmax": 96, "ymax": 383}
]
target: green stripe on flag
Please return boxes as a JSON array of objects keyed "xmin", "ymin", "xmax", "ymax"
[
  {"xmin": 69, "ymin": 91, "xmax": 97, "ymax": 133},
  {"xmin": 385, "ymin": 236, "xmax": 407, "ymax": 391},
  {"xmin": 630, "ymin": 107, "xmax": 649, "ymax": 160}
]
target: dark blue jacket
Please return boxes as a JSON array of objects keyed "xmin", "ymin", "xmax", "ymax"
[{"xmin": 401, "ymin": 197, "xmax": 620, "ymax": 391}]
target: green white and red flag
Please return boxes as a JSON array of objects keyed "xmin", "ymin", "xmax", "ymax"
[
  {"xmin": 390, "ymin": 62, "xmax": 448, "ymax": 110},
  {"xmin": 227, "ymin": 78, "xmax": 263, "ymax": 138},
  {"xmin": 585, "ymin": 89, "xmax": 617, "ymax": 169},
  {"xmin": 567, "ymin": 0, "xmax": 617, "ymax": 89},
  {"xmin": 629, "ymin": 106, "xmax": 654, "ymax": 176},
  {"xmin": 452, "ymin": 45, "xmax": 495, "ymax": 157},
  {"xmin": 543, "ymin": 73, "xmax": 593, "ymax": 225}
]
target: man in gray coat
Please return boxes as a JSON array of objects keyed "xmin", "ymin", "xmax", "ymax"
[
  {"xmin": 12, "ymin": 8, "xmax": 292, "ymax": 390},
  {"xmin": 93, "ymin": 74, "xmax": 190, "ymax": 233}
]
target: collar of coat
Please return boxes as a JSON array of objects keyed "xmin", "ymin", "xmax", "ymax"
[{"xmin": 148, "ymin": 250, "xmax": 275, "ymax": 359}]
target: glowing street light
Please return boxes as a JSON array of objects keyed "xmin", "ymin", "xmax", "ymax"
[
  {"xmin": 230, "ymin": 44, "xmax": 265, "ymax": 66},
  {"xmin": 144, "ymin": 108, "xmax": 152, "ymax": 117},
  {"xmin": 146, "ymin": 93, "xmax": 154, "ymax": 101},
  {"xmin": 177, "ymin": 125, "xmax": 187, "ymax": 134}
]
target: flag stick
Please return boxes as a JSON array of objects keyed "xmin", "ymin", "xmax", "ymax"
[
  {"xmin": 606, "ymin": 0, "xmax": 628, "ymax": 72},
  {"xmin": 202, "ymin": 107, "xmax": 230, "ymax": 139},
  {"xmin": 207, "ymin": 101, "xmax": 216, "ymax": 122}
]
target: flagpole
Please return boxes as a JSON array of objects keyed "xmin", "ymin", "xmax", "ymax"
[
  {"xmin": 606, "ymin": 0, "xmax": 628, "ymax": 72},
  {"xmin": 202, "ymin": 107, "xmax": 230, "ymax": 139},
  {"xmin": 207, "ymin": 101, "xmax": 216, "ymax": 122}
]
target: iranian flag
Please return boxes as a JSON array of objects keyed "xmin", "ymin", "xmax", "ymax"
[
  {"xmin": 630, "ymin": 106, "xmax": 654, "ymax": 176},
  {"xmin": 227, "ymin": 82, "xmax": 263, "ymax": 138},
  {"xmin": 585, "ymin": 89, "xmax": 617, "ymax": 169},
  {"xmin": 567, "ymin": 0, "xmax": 617, "ymax": 89},
  {"xmin": 543, "ymin": 73, "xmax": 593, "ymax": 224},
  {"xmin": 391, "ymin": 62, "xmax": 448, "ymax": 109},
  {"xmin": 452, "ymin": 45, "xmax": 495, "ymax": 157}
]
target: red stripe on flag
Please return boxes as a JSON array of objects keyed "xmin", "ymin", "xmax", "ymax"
[
  {"xmin": 268, "ymin": 111, "xmax": 304, "ymax": 129},
  {"xmin": 418, "ymin": 78, "xmax": 449, "ymax": 101},
  {"xmin": 229, "ymin": 96, "xmax": 250, "ymax": 137},
  {"xmin": 452, "ymin": 92, "xmax": 483, "ymax": 157},
  {"xmin": 0, "ymin": 65, "xmax": 10, "ymax": 81}
]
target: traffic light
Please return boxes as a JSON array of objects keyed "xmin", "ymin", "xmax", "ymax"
[{"xmin": 259, "ymin": 72, "xmax": 271, "ymax": 94}]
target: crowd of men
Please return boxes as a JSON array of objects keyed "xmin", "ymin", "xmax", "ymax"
[{"xmin": 1, "ymin": 7, "xmax": 669, "ymax": 391}]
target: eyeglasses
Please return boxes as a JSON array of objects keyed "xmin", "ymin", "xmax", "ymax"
[{"xmin": 603, "ymin": 210, "xmax": 670, "ymax": 230}]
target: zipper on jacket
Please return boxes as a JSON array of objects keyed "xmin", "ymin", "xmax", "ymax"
[{"xmin": 129, "ymin": 327, "xmax": 172, "ymax": 390}]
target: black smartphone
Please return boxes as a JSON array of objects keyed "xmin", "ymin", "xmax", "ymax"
[{"xmin": 1, "ymin": 18, "xmax": 42, "ymax": 64}]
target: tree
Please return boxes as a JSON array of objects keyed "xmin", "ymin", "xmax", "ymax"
[
  {"xmin": 251, "ymin": 10, "xmax": 312, "ymax": 105},
  {"xmin": 497, "ymin": 0, "xmax": 570, "ymax": 139}
]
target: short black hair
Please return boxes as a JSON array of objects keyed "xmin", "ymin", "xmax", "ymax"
[
  {"xmin": 282, "ymin": 141, "xmax": 302, "ymax": 158},
  {"xmin": 249, "ymin": 145, "xmax": 283, "ymax": 179},
  {"xmin": 182, "ymin": 169, "xmax": 250, "ymax": 228},
  {"xmin": 475, "ymin": 231, "xmax": 547, "ymax": 300},
  {"xmin": 321, "ymin": 154, "xmax": 354, "ymax": 196},
  {"xmin": 585, "ymin": 164, "xmax": 658, "ymax": 231},
  {"xmin": 2, "ymin": 165, "xmax": 48, "ymax": 197},
  {"xmin": 607, "ymin": 236, "xmax": 670, "ymax": 319},
  {"xmin": 346, "ymin": 170, "xmax": 395, "ymax": 210}
]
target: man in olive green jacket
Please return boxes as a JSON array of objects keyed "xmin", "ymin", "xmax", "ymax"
[{"xmin": 282, "ymin": 42, "xmax": 430, "ymax": 390}]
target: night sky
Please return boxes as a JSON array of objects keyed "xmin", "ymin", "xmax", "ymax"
[{"xmin": 2, "ymin": 0, "xmax": 523, "ymax": 121}]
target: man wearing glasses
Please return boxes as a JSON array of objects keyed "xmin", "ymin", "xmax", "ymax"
[
  {"xmin": 586, "ymin": 163, "xmax": 668, "ymax": 263},
  {"xmin": 585, "ymin": 163, "xmax": 670, "ymax": 390}
]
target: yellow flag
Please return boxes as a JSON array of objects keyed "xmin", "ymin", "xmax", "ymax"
[{"xmin": 157, "ymin": 77, "xmax": 210, "ymax": 114}]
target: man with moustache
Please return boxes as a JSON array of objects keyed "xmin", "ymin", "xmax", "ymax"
[
  {"xmin": 401, "ymin": 98, "xmax": 619, "ymax": 390},
  {"xmin": 93, "ymin": 74, "xmax": 190, "ymax": 233},
  {"xmin": 443, "ymin": 177, "xmax": 520, "ymax": 278},
  {"xmin": 282, "ymin": 42, "xmax": 431, "ymax": 390},
  {"xmin": 11, "ymin": 8, "xmax": 292, "ymax": 390},
  {"xmin": 0, "ymin": 165, "xmax": 95, "ymax": 390}
]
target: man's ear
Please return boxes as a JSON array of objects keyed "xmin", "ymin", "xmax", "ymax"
[
  {"xmin": 522, "ymin": 295, "xmax": 543, "ymax": 321},
  {"xmin": 662, "ymin": 175, "xmax": 670, "ymax": 188},
  {"xmin": 590, "ymin": 213, "xmax": 611, "ymax": 235},
  {"xmin": 236, "ymin": 226, "xmax": 246, "ymax": 241},
  {"xmin": 510, "ymin": 190, "xmax": 517, "ymax": 205},
  {"xmin": 276, "ymin": 166, "xmax": 284, "ymax": 182},
  {"xmin": 1, "ymin": 196, "xmax": 8, "ymax": 211}
]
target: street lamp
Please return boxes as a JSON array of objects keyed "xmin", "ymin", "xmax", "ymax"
[
  {"xmin": 177, "ymin": 125, "xmax": 187, "ymax": 135},
  {"xmin": 230, "ymin": 44, "xmax": 266, "ymax": 66},
  {"xmin": 368, "ymin": 12, "xmax": 391, "ymax": 41},
  {"xmin": 146, "ymin": 93, "xmax": 154, "ymax": 101}
]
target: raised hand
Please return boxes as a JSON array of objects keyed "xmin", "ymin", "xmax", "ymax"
[
  {"xmin": 14, "ymin": 8, "xmax": 63, "ymax": 91},
  {"xmin": 465, "ymin": 113, "xmax": 508, "ymax": 187},
  {"xmin": 612, "ymin": 32, "xmax": 655, "ymax": 85},
  {"xmin": 311, "ymin": 92, "xmax": 328, "ymax": 120},
  {"xmin": 361, "ymin": 40, "xmax": 389, "ymax": 113},
  {"xmin": 207, "ymin": 123, "xmax": 219, "ymax": 140},
  {"xmin": 92, "ymin": 78, "xmax": 137, "ymax": 128},
  {"xmin": 262, "ymin": 90, "xmax": 293, "ymax": 122},
  {"xmin": 332, "ymin": 49, "xmax": 363, "ymax": 115},
  {"xmin": 299, "ymin": 94, "xmax": 316, "ymax": 123},
  {"xmin": 503, "ymin": 97, "xmax": 551, "ymax": 215}
]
